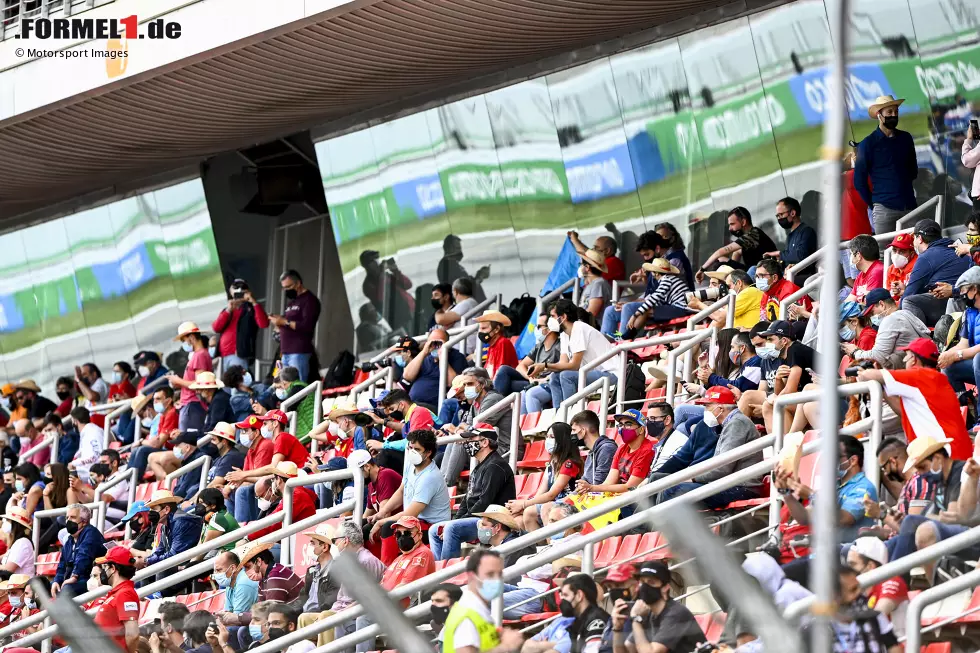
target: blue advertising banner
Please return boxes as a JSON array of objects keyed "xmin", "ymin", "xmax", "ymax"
[
  {"xmin": 788, "ymin": 63, "xmax": 894, "ymax": 125},
  {"xmin": 515, "ymin": 237, "xmax": 581, "ymax": 358}
]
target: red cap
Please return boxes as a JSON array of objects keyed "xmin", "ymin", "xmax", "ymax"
[
  {"xmin": 899, "ymin": 337, "xmax": 939, "ymax": 362},
  {"xmin": 394, "ymin": 515, "xmax": 421, "ymax": 531},
  {"xmin": 235, "ymin": 415, "xmax": 262, "ymax": 430},
  {"xmin": 604, "ymin": 564, "xmax": 635, "ymax": 583},
  {"xmin": 695, "ymin": 386, "xmax": 737, "ymax": 405},
  {"xmin": 259, "ymin": 409, "xmax": 289, "ymax": 425},
  {"xmin": 890, "ymin": 233, "xmax": 914, "ymax": 250},
  {"xmin": 95, "ymin": 546, "xmax": 135, "ymax": 566}
]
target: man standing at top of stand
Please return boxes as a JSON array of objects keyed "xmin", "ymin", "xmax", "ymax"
[
  {"xmin": 270, "ymin": 269, "xmax": 321, "ymax": 383},
  {"xmin": 854, "ymin": 95, "xmax": 918, "ymax": 235}
]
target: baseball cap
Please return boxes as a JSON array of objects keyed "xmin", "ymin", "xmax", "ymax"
[
  {"xmin": 259, "ymin": 409, "xmax": 288, "ymax": 425},
  {"xmin": 851, "ymin": 537, "xmax": 888, "ymax": 567},
  {"xmin": 236, "ymin": 415, "xmax": 262, "ymax": 430},
  {"xmin": 96, "ymin": 546, "xmax": 136, "ymax": 566},
  {"xmin": 173, "ymin": 430, "xmax": 201, "ymax": 447},
  {"xmin": 463, "ymin": 422, "xmax": 497, "ymax": 438},
  {"xmin": 955, "ymin": 266, "xmax": 980, "ymax": 290},
  {"xmin": 612, "ymin": 408, "xmax": 645, "ymax": 425},
  {"xmin": 861, "ymin": 288, "xmax": 893, "ymax": 316},
  {"xmin": 121, "ymin": 501, "xmax": 149, "ymax": 522},
  {"xmin": 347, "ymin": 450, "xmax": 371, "ymax": 469},
  {"xmin": 368, "ymin": 390, "xmax": 389, "ymax": 409},
  {"xmin": 394, "ymin": 515, "xmax": 421, "ymax": 530},
  {"xmin": 759, "ymin": 320, "xmax": 793, "ymax": 339},
  {"xmin": 695, "ymin": 386, "xmax": 737, "ymax": 405},
  {"xmin": 889, "ymin": 233, "xmax": 914, "ymax": 250},
  {"xmin": 604, "ymin": 564, "xmax": 635, "ymax": 583},
  {"xmin": 393, "ymin": 336, "xmax": 420, "ymax": 352},
  {"xmin": 134, "ymin": 350, "xmax": 161, "ymax": 365},
  {"xmin": 899, "ymin": 337, "xmax": 939, "ymax": 363},
  {"xmin": 637, "ymin": 562, "xmax": 671, "ymax": 584},
  {"xmin": 913, "ymin": 218, "xmax": 941, "ymax": 239}
]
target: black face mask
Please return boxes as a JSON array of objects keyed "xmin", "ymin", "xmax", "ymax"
[
  {"xmin": 607, "ymin": 588, "xmax": 631, "ymax": 604},
  {"xmin": 777, "ymin": 217, "xmax": 792, "ymax": 230},
  {"xmin": 430, "ymin": 605, "xmax": 450, "ymax": 626},
  {"xmin": 477, "ymin": 331, "xmax": 493, "ymax": 344},
  {"xmin": 647, "ymin": 419, "xmax": 667, "ymax": 440},
  {"xmin": 637, "ymin": 582, "xmax": 664, "ymax": 606},
  {"xmin": 56, "ymin": 391, "xmax": 70, "ymax": 401},
  {"xmin": 729, "ymin": 228, "xmax": 743, "ymax": 238},
  {"xmin": 193, "ymin": 504, "xmax": 209, "ymax": 517},
  {"xmin": 397, "ymin": 532, "xmax": 416, "ymax": 552},
  {"xmin": 284, "ymin": 288, "xmax": 298, "ymax": 301},
  {"xmin": 100, "ymin": 565, "xmax": 112, "ymax": 586},
  {"xmin": 40, "ymin": 475, "xmax": 52, "ymax": 484},
  {"xmin": 881, "ymin": 115, "xmax": 899, "ymax": 130},
  {"xmin": 267, "ymin": 628, "xmax": 286, "ymax": 641},
  {"xmin": 65, "ymin": 520, "xmax": 79, "ymax": 535},
  {"xmin": 430, "ymin": 298, "xmax": 444, "ymax": 311},
  {"xmin": 149, "ymin": 510, "xmax": 161, "ymax": 525},
  {"xmin": 559, "ymin": 598, "xmax": 576, "ymax": 618},
  {"xmin": 388, "ymin": 410, "xmax": 405, "ymax": 422}
]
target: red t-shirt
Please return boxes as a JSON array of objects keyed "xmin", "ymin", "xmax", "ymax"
[
  {"xmin": 886, "ymin": 254, "xmax": 917, "ymax": 298},
  {"xmin": 273, "ymin": 431, "xmax": 309, "ymax": 467},
  {"xmin": 93, "ymin": 579, "xmax": 140, "ymax": 651},
  {"xmin": 383, "ymin": 544, "xmax": 436, "ymax": 607},
  {"xmin": 610, "ymin": 438, "xmax": 655, "ymax": 481},
  {"xmin": 180, "ymin": 348, "xmax": 213, "ymax": 407},
  {"xmin": 158, "ymin": 407, "xmax": 180, "ymax": 449},
  {"xmin": 484, "ymin": 336, "xmax": 519, "ymax": 379},
  {"xmin": 369, "ymin": 467, "xmax": 403, "ymax": 510},
  {"xmin": 603, "ymin": 256, "xmax": 626, "ymax": 283},
  {"xmin": 406, "ymin": 404, "xmax": 435, "ymax": 432},
  {"xmin": 852, "ymin": 260, "xmax": 884, "ymax": 304},
  {"xmin": 109, "ymin": 380, "xmax": 138, "ymax": 401},
  {"xmin": 882, "ymin": 368, "xmax": 972, "ymax": 460},
  {"xmin": 857, "ymin": 326, "xmax": 877, "ymax": 352},
  {"xmin": 244, "ymin": 437, "xmax": 275, "ymax": 471},
  {"xmin": 868, "ymin": 576, "xmax": 909, "ymax": 613},
  {"xmin": 557, "ymin": 459, "xmax": 582, "ymax": 479},
  {"xmin": 841, "ymin": 170, "xmax": 873, "ymax": 240},
  {"xmin": 761, "ymin": 277, "xmax": 813, "ymax": 322},
  {"xmin": 249, "ymin": 486, "xmax": 316, "ymax": 540}
]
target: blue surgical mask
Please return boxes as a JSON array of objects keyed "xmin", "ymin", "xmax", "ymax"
[
  {"xmin": 394, "ymin": 356, "xmax": 408, "ymax": 368},
  {"xmin": 15, "ymin": 480, "xmax": 25, "ymax": 493},
  {"xmin": 153, "ymin": 402, "xmax": 166, "ymax": 414},
  {"xmin": 209, "ymin": 346, "xmax": 218, "ymax": 358},
  {"xmin": 275, "ymin": 388, "xmax": 288, "ymax": 400},
  {"xmin": 110, "ymin": 371, "xmax": 122, "ymax": 384},
  {"xmin": 213, "ymin": 572, "xmax": 230, "ymax": 588},
  {"xmin": 478, "ymin": 578, "xmax": 504, "ymax": 602},
  {"xmin": 261, "ymin": 424, "xmax": 275, "ymax": 440},
  {"xmin": 534, "ymin": 330, "xmax": 546, "ymax": 344},
  {"xmin": 839, "ymin": 327, "xmax": 856, "ymax": 341},
  {"xmin": 248, "ymin": 625, "xmax": 264, "ymax": 641},
  {"xmin": 8, "ymin": 596, "xmax": 21, "ymax": 608},
  {"xmin": 756, "ymin": 345, "xmax": 779, "ymax": 360},
  {"xmin": 870, "ymin": 314, "xmax": 882, "ymax": 327},
  {"xmin": 756, "ymin": 277, "xmax": 770, "ymax": 292},
  {"xmin": 242, "ymin": 372, "xmax": 253, "ymax": 387},
  {"xmin": 550, "ymin": 531, "xmax": 566, "ymax": 542},
  {"xmin": 464, "ymin": 386, "xmax": 479, "ymax": 401},
  {"xmin": 182, "ymin": 341, "xmax": 194, "ymax": 353},
  {"xmin": 141, "ymin": 417, "xmax": 153, "ymax": 428},
  {"xmin": 174, "ymin": 447, "xmax": 187, "ymax": 461},
  {"xmin": 838, "ymin": 461, "xmax": 850, "ymax": 481}
]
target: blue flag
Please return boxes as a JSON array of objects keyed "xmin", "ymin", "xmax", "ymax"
[{"xmin": 515, "ymin": 238, "xmax": 581, "ymax": 358}]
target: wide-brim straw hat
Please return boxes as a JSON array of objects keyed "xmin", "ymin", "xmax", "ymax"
[
  {"xmin": 131, "ymin": 394, "xmax": 152, "ymax": 414},
  {"xmin": 472, "ymin": 504, "xmax": 520, "ymax": 531},
  {"xmin": 903, "ymin": 435, "xmax": 954, "ymax": 474},
  {"xmin": 188, "ymin": 371, "xmax": 224, "ymax": 390},
  {"xmin": 14, "ymin": 379, "xmax": 41, "ymax": 393},
  {"xmin": 642, "ymin": 258, "xmax": 681, "ymax": 275},
  {"xmin": 238, "ymin": 542, "xmax": 274, "ymax": 567},
  {"xmin": 174, "ymin": 321, "xmax": 201, "ymax": 341},
  {"xmin": 327, "ymin": 404, "xmax": 361, "ymax": 421},
  {"xmin": 474, "ymin": 310, "xmax": 512, "ymax": 327},
  {"xmin": 868, "ymin": 95, "xmax": 904, "ymax": 119},
  {"xmin": 2, "ymin": 506, "xmax": 32, "ymax": 530},
  {"xmin": 704, "ymin": 265, "xmax": 735, "ymax": 281},
  {"xmin": 579, "ymin": 249, "xmax": 608, "ymax": 273},
  {"xmin": 207, "ymin": 421, "xmax": 238, "ymax": 443},
  {"xmin": 145, "ymin": 489, "xmax": 184, "ymax": 508}
]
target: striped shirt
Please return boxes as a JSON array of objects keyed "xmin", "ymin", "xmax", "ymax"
[
  {"xmin": 260, "ymin": 562, "xmax": 305, "ymax": 604},
  {"xmin": 899, "ymin": 473, "xmax": 936, "ymax": 515},
  {"xmin": 637, "ymin": 274, "xmax": 688, "ymax": 314}
]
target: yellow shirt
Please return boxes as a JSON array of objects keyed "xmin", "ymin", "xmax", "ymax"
[{"xmin": 733, "ymin": 286, "xmax": 764, "ymax": 329}]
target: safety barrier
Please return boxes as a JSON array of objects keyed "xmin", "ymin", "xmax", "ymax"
[
  {"xmin": 778, "ymin": 274, "xmax": 823, "ymax": 320},
  {"xmin": 437, "ymin": 324, "xmax": 480, "ymax": 411},
  {"xmin": 611, "ymin": 280, "xmax": 645, "ymax": 304},
  {"xmin": 903, "ymin": 567, "xmax": 980, "ymax": 648},
  {"xmin": 456, "ymin": 294, "xmax": 501, "ymax": 356},
  {"xmin": 256, "ymin": 431, "xmax": 779, "ymax": 653},
  {"xmin": 165, "ymin": 454, "xmax": 211, "ymax": 504},
  {"xmin": 283, "ymin": 379, "xmax": 324, "ymax": 451},
  {"xmin": 665, "ymin": 327, "xmax": 715, "ymax": 408},
  {"xmin": 19, "ymin": 434, "xmax": 55, "ymax": 464},
  {"xmin": 683, "ymin": 293, "xmax": 736, "ymax": 376},
  {"xmin": 768, "ymin": 380, "xmax": 883, "ymax": 529},
  {"xmin": 346, "ymin": 366, "xmax": 394, "ymax": 405},
  {"xmin": 31, "ymin": 501, "xmax": 107, "ymax": 564},
  {"xmin": 556, "ymin": 375, "xmax": 610, "ymax": 428},
  {"xmin": 93, "ymin": 466, "xmax": 139, "ymax": 539},
  {"xmin": 280, "ymin": 467, "xmax": 364, "ymax": 566},
  {"xmin": 435, "ymin": 390, "xmax": 523, "ymax": 474},
  {"xmin": 537, "ymin": 278, "xmax": 582, "ymax": 316}
]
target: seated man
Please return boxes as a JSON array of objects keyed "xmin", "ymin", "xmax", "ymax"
[
  {"xmin": 568, "ymin": 230, "xmax": 625, "ymax": 283},
  {"xmin": 624, "ymin": 258, "xmax": 692, "ymax": 335},
  {"xmin": 402, "ymin": 328, "xmax": 467, "ymax": 409},
  {"xmin": 939, "ymin": 266, "xmax": 980, "ymax": 393},
  {"xmin": 233, "ymin": 542, "xmax": 305, "ymax": 628},
  {"xmin": 736, "ymin": 321, "xmax": 779, "ymax": 420},
  {"xmin": 135, "ymin": 490, "xmax": 204, "ymax": 591},
  {"xmin": 576, "ymin": 409, "xmax": 653, "ymax": 516},
  {"xmin": 167, "ymin": 429, "xmax": 219, "ymax": 502},
  {"xmin": 846, "ymin": 537, "xmax": 909, "ymax": 637},
  {"xmin": 844, "ymin": 287, "xmax": 930, "ymax": 368},
  {"xmin": 213, "ymin": 550, "xmax": 260, "ymax": 616},
  {"xmin": 755, "ymin": 258, "xmax": 811, "ymax": 323},
  {"xmin": 574, "ymin": 410, "xmax": 618, "ymax": 488},
  {"xmin": 493, "ymin": 312, "xmax": 560, "ymax": 414},
  {"xmin": 658, "ymin": 387, "xmax": 763, "ymax": 508},
  {"xmin": 206, "ymin": 422, "xmax": 247, "ymax": 489},
  {"xmin": 307, "ymin": 404, "xmax": 369, "ymax": 460},
  {"xmin": 474, "ymin": 310, "xmax": 519, "ymax": 378},
  {"xmin": 902, "ymin": 218, "xmax": 971, "ymax": 326},
  {"xmin": 224, "ymin": 415, "xmax": 274, "ymax": 521},
  {"xmin": 430, "ymin": 426, "xmax": 515, "ymax": 560},
  {"xmin": 67, "ymin": 449, "xmax": 129, "ymax": 515},
  {"xmin": 774, "ymin": 434, "xmax": 877, "ymax": 543},
  {"xmin": 68, "ymin": 407, "xmax": 103, "ymax": 484},
  {"xmin": 601, "ymin": 230, "xmax": 662, "ymax": 338},
  {"xmin": 52, "ymin": 503, "xmax": 106, "ymax": 597},
  {"xmin": 758, "ymin": 320, "xmax": 816, "ymax": 434},
  {"xmin": 647, "ymin": 403, "xmax": 686, "ymax": 474},
  {"xmin": 703, "ymin": 331, "xmax": 761, "ymax": 395},
  {"xmin": 245, "ymin": 462, "xmax": 318, "ymax": 543},
  {"xmin": 844, "ymin": 234, "xmax": 884, "ymax": 304},
  {"xmin": 709, "ymin": 268, "xmax": 763, "ymax": 330}
]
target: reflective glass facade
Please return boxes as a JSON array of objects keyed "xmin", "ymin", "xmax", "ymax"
[
  {"xmin": 0, "ymin": 178, "xmax": 226, "ymax": 390},
  {"xmin": 314, "ymin": 0, "xmax": 980, "ymax": 353}
]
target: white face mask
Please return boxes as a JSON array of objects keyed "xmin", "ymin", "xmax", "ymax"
[
  {"xmin": 544, "ymin": 437, "xmax": 556, "ymax": 454},
  {"xmin": 892, "ymin": 253, "xmax": 909, "ymax": 269},
  {"xmin": 1, "ymin": 521, "xmax": 11, "ymax": 534},
  {"xmin": 261, "ymin": 424, "xmax": 275, "ymax": 439},
  {"xmin": 110, "ymin": 371, "xmax": 122, "ymax": 384},
  {"xmin": 547, "ymin": 317, "xmax": 561, "ymax": 332},
  {"xmin": 257, "ymin": 497, "xmax": 272, "ymax": 511},
  {"xmin": 87, "ymin": 576, "xmax": 101, "ymax": 592},
  {"xmin": 406, "ymin": 448, "xmax": 424, "ymax": 467},
  {"xmin": 702, "ymin": 410, "xmax": 719, "ymax": 428},
  {"xmin": 138, "ymin": 366, "xmax": 150, "ymax": 378}
]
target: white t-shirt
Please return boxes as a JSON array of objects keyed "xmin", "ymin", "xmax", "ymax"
[
  {"xmin": 561, "ymin": 321, "xmax": 618, "ymax": 374},
  {"xmin": 451, "ymin": 297, "xmax": 480, "ymax": 354},
  {"xmin": 452, "ymin": 589, "xmax": 492, "ymax": 650},
  {"xmin": 651, "ymin": 430, "xmax": 689, "ymax": 472},
  {"xmin": 286, "ymin": 642, "xmax": 316, "ymax": 653},
  {"xmin": 102, "ymin": 469, "xmax": 131, "ymax": 501},
  {"xmin": 74, "ymin": 422, "xmax": 105, "ymax": 483},
  {"xmin": 1, "ymin": 537, "xmax": 35, "ymax": 575}
]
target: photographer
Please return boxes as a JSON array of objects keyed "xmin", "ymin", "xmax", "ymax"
[{"xmin": 212, "ymin": 278, "xmax": 270, "ymax": 372}]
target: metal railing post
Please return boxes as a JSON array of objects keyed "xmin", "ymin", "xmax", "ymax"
[
  {"xmin": 438, "ymin": 324, "xmax": 478, "ymax": 411},
  {"xmin": 165, "ymin": 455, "xmax": 211, "ymax": 503},
  {"xmin": 896, "ymin": 195, "xmax": 941, "ymax": 230},
  {"xmin": 19, "ymin": 434, "xmax": 55, "ymax": 463},
  {"xmin": 778, "ymin": 275, "xmax": 823, "ymax": 320},
  {"xmin": 684, "ymin": 294, "xmax": 733, "ymax": 374},
  {"xmin": 347, "ymin": 367, "xmax": 393, "ymax": 404},
  {"xmin": 281, "ymin": 469, "xmax": 357, "ymax": 566},
  {"xmin": 557, "ymin": 376, "xmax": 610, "ymax": 427},
  {"xmin": 665, "ymin": 328, "xmax": 715, "ymax": 407},
  {"xmin": 281, "ymin": 381, "xmax": 322, "ymax": 438},
  {"xmin": 905, "ymin": 567, "xmax": 980, "ymax": 651},
  {"xmin": 578, "ymin": 331, "xmax": 700, "ymax": 392}
]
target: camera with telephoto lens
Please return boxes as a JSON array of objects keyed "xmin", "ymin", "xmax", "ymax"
[
  {"xmin": 692, "ymin": 643, "xmax": 719, "ymax": 652},
  {"xmin": 843, "ymin": 360, "xmax": 875, "ymax": 377},
  {"xmin": 686, "ymin": 284, "xmax": 728, "ymax": 304}
]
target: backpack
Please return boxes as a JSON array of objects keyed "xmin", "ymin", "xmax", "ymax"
[
  {"xmin": 622, "ymin": 357, "xmax": 647, "ymax": 408},
  {"xmin": 934, "ymin": 312, "xmax": 962, "ymax": 352},
  {"xmin": 508, "ymin": 294, "xmax": 537, "ymax": 336},
  {"xmin": 322, "ymin": 350, "xmax": 355, "ymax": 389}
]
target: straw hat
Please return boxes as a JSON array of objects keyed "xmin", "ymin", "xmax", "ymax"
[
  {"xmin": 704, "ymin": 265, "xmax": 735, "ymax": 281},
  {"xmin": 472, "ymin": 504, "xmax": 520, "ymax": 531},
  {"xmin": 189, "ymin": 371, "xmax": 224, "ymax": 390},
  {"xmin": 642, "ymin": 258, "xmax": 681, "ymax": 275},
  {"xmin": 327, "ymin": 404, "xmax": 361, "ymax": 421},
  {"xmin": 903, "ymin": 435, "xmax": 954, "ymax": 474},
  {"xmin": 145, "ymin": 489, "xmax": 184, "ymax": 508},
  {"xmin": 868, "ymin": 94, "xmax": 904, "ymax": 119},
  {"xmin": 2, "ymin": 506, "xmax": 32, "ymax": 530},
  {"xmin": 174, "ymin": 321, "xmax": 201, "ymax": 341},
  {"xmin": 448, "ymin": 375, "xmax": 467, "ymax": 398},
  {"xmin": 269, "ymin": 461, "xmax": 300, "ymax": 479},
  {"xmin": 2, "ymin": 574, "xmax": 29, "ymax": 590},
  {"xmin": 579, "ymin": 249, "xmax": 608, "ymax": 273},
  {"xmin": 238, "ymin": 542, "xmax": 274, "ymax": 567},
  {"xmin": 551, "ymin": 556, "xmax": 582, "ymax": 575},
  {"xmin": 131, "ymin": 394, "xmax": 152, "ymax": 414},
  {"xmin": 474, "ymin": 310, "xmax": 512, "ymax": 327},
  {"xmin": 308, "ymin": 524, "xmax": 337, "ymax": 546},
  {"xmin": 207, "ymin": 421, "xmax": 238, "ymax": 443},
  {"xmin": 14, "ymin": 379, "xmax": 41, "ymax": 393}
]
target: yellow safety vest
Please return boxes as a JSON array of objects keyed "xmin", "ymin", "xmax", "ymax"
[{"xmin": 441, "ymin": 603, "xmax": 500, "ymax": 652}]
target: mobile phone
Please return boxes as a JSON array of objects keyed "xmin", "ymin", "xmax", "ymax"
[
  {"xmin": 971, "ymin": 119, "xmax": 978, "ymax": 133},
  {"xmin": 69, "ymin": 470, "xmax": 78, "ymax": 478},
  {"xmin": 924, "ymin": 282, "xmax": 938, "ymax": 292}
]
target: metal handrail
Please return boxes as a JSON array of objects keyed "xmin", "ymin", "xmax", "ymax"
[
  {"xmin": 439, "ymin": 392, "xmax": 523, "ymax": 472},
  {"xmin": 768, "ymin": 380, "xmax": 883, "ymax": 529},
  {"xmin": 347, "ymin": 367, "xmax": 394, "ymax": 405},
  {"xmin": 611, "ymin": 280, "xmax": 645, "ymax": 303},
  {"xmin": 904, "ymin": 567, "xmax": 980, "ymax": 650},
  {"xmin": 19, "ymin": 434, "xmax": 55, "ymax": 462},
  {"xmin": 896, "ymin": 194, "xmax": 942, "ymax": 230},
  {"xmin": 108, "ymin": 374, "xmax": 173, "ymax": 448},
  {"xmin": 786, "ymin": 222, "xmax": 920, "ymax": 285},
  {"xmin": 665, "ymin": 326, "xmax": 715, "ymax": 407},
  {"xmin": 437, "ymin": 324, "xmax": 479, "ymax": 411},
  {"xmin": 683, "ymin": 293, "xmax": 735, "ymax": 378},
  {"xmin": 282, "ymin": 380, "xmax": 322, "ymax": 445},
  {"xmin": 280, "ymin": 468, "xmax": 364, "ymax": 566},
  {"xmin": 93, "ymin": 467, "xmax": 138, "ymax": 539},
  {"xmin": 11, "ymin": 510, "xmax": 291, "ymax": 647},
  {"xmin": 304, "ymin": 433, "xmax": 807, "ymax": 653},
  {"xmin": 165, "ymin": 455, "xmax": 211, "ymax": 504},
  {"xmin": 31, "ymin": 502, "xmax": 106, "ymax": 562},
  {"xmin": 778, "ymin": 274, "xmax": 823, "ymax": 320},
  {"xmin": 557, "ymin": 375, "xmax": 610, "ymax": 427},
  {"xmin": 784, "ymin": 524, "xmax": 980, "ymax": 620},
  {"xmin": 579, "ymin": 330, "xmax": 700, "ymax": 415}
]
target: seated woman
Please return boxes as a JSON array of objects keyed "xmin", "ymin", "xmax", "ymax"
[
  {"xmin": 9, "ymin": 464, "xmax": 44, "ymax": 523},
  {"xmin": 506, "ymin": 423, "xmax": 581, "ymax": 533}
]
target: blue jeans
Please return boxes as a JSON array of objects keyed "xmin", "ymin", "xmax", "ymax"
[
  {"xmin": 503, "ymin": 586, "xmax": 542, "ymax": 619},
  {"xmin": 943, "ymin": 356, "xmax": 980, "ymax": 393},
  {"xmin": 282, "ymin": 353, "xmax": 312, "ymax": 382},
  {"xmin": 127, "ymin": 445, "xmax": 164, "ymax": 480},
  {"xmin": 549, "ymin": 369, "xmax": 617, "ymax": 409},
  {"xmin": 601, "ymin": 302, "xmax": 644, "ymax": 337},
  {"xmin": 883, "ymin": 515, "xmax": 979, "ymax": 562},
  {"xmin": 523, "ymin": 384, "xmax": 552, "ymax": 414},
  {"xmin": 675, "ymin": 405, "xmax": 705, "ymax": 436},
  {"xmin": 178, "ymin": 401, "xmax": 206, "ymax": 432},
  {"xmin": 222, "ymin": 353, "xmax": 250, "ymax": 373},
  {"xmin": 232, "ymin": 484, "xmax": 259, "ymax": 522},
  {"xmin": 660, "ymin": 482, "xmax": 759, "ymax": 509},
  {"xmin": 494, "ymin": 365, "xmax": 529, "ymax": 397},
  {"xmin": 430, "ymin": 517, "xmax": 480, "ymax": 560}
]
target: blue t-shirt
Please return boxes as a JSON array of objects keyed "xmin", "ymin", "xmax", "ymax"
[
  {"xmin": 208, "ymin": 448, "xmax": 246, "ymax": 484},
  {"xmin": 225, "ymin": 569, "xmax": 259, "ymax": 612},
  {"xmin": 961, "ymin": 307, "xmax": 980, "ymax": 348},
  {"xmin": 759, "ymin": 356, "xmax": 786, "ymax": 388},
  {"xmin": 409, "ymin": 350, "xmax": 468, "ymax": 407},
  {"xmin": 402, "ymin": 460, "xmax": 452, "ymax": 524},
  {"xmin": 837, "ymin": 471, "xmax": 877, "ymax": 543},
  {"xmin": 532, "ymin": 616, "xmax": 574, "ymax": 653}
]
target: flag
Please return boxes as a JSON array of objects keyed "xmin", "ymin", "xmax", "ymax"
[{"xmin": 515, "ymin": 237, "xmax": 581, "ymax": 358}]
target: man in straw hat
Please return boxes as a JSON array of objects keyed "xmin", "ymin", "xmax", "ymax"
[
  {"xmin": 310, "ymin": 404, "xmax": 367, "ymax": 459},
  {"xmin": 623, "ymin": 258, "xmax": 693, "ymax": 337},
  {"xmin": 136, "ymin": 490, "xmax": 203, "ymax": 577},
  {"xmin": 472, "ymin": 505, "xmax": 535, "ymax": 565},
  {"xmin": 473, "ymin": 309, "xmax": 518, "ymax": 378},
  {"xmin": 854, "ymin": 94, "xmax": 918, "ymax": 234},
  {"xmin": 297, "ymin": 524, "xmax": 341, "ymax": 615},
  {"xmin": 12, "ymin": 378, "xmax": 56, "ymax": 424},
  {"xmin": 578, "ymin": 248, "xmax": 613, "ymax": 320}
]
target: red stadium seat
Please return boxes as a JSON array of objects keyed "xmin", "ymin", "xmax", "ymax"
[
  {"xmin": 516, "ymin": 473, "xmax": 547, "ymax": 501},
  {"xmin": 634, "ymin": 532, "xmax": 669, "ymax": 562},
  {"xmin": 521, "ymin": 412, "xmax": 541, "ymax": 433},
  {"xmin": 135, "ymin": 480, "xmax": 166, "ymax": 503},
  {"xmin": 594, "ymin": 537, "xmax": 622, "ymax": 569},
  {"xmin": 517, "ymin": 440, "xmax": 549, "ymax": 470},
  {"xmin": 434, "ymin": 558, "xmax": 467, "ymax": 585},
  {"xmin": 36, "ymin": 552, "xmax": 61, "ymax": 576},
  {"xmin": 694, "ymin": 612, "xmax": 727, "ymax": 643},
  {"xmin": 922, "ymin": 644, "xmax": 952, "ymax": 653}
]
